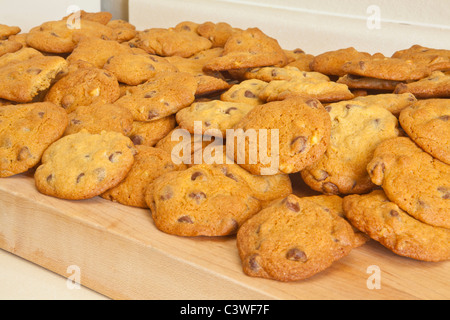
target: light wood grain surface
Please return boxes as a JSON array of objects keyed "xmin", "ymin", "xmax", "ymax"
[{"xmin": 0, "ymin": 172, "xmax": 448, "ymax": 300}]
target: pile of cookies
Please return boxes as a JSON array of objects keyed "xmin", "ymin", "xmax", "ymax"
[{"xmin": 0, "ymin": 11, "xmax": 449, "ymax": 282}]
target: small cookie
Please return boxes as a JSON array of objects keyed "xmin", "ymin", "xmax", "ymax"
[
  {"xmin": 101, "ymin": 145, "xmax": 187, "ymax": 208},
  {"xmin": 232, "ymin": 97, "xmax": 331, "ymax": 175},
  {"xmin": 128, "ymin": 116, "xmax": 176, "ymax": 147},
  {"xmin": 26, "ymin": 19, "xmax": 117, "ymax": 54},
  {"xmin": 176, "ymin": 100, "xmax": 255, "ymax": 136},
  {"xmin": 306, "ymin": 194, "xmax": 370, "ymax": 248},
  {"xmin": 44, "ymin": 65, "xmax": 120, "ymax": 113},
  {"xmin": 0, "ymin": 55, "xmax": 68, "ymax": 103},
  {"xmin": 106, "ymin": 19, "xmax": 137, "ymax": 42},
  {"xmin": 104, "ymin": 52, "xmax": 179, "ymax": 86},
  {"xmin": 34, "ymin": 130, "xmax": 136, "ymax": 200},
  {"xmin": 336, "ymin": 74, "xmax": 403, "ymax": 92},
  {"xmin": 399, "ymin": 99, "xmax": 450, "ymax": 164},
  {"xmin": 394, "ymin": 71, "xmax": 450, "ymax": 99},
  {"xmin": 301, "ymin": 101, "xmax": 399, "ymax": 195},
  {"xmin": 310, "ymin": 47, "xmax": 372, "ymax": 77},
  {"xmin": 392, "ymin": 44, "xmax": 450, "ymax": 72},
  {"xmin": 343, "ymin": 190, "xmax": 450, "ymax": 262},
  {"xmin": 196, "ymin": 21, "xmax": 241, "ymax": 48},
  {"xmin": 367, "ymin": 137, "xmax": 450, "ymax": 229},
  {"xmin": 220, "ymin": 79, "xmax": 268, "ymax": 106},
  {"xmin": 145, "ymin": 164, "xmax": 262, "ymax": 237},
  {"xmin": 113, "ymin": 71, "xmax": 197, "ymax": 122},
  {"xmin": 352, "ymin": 92, "xmax": 417, "ymax": 116},
  {"xmin": 0, "ymin": 40, "xmax": 22, "ymax": 57},
  {"xmin": 0, "ymin": 24, "xmax": 21, "ymax": 40},
  {"xmin": 203, "ymin": 28, "xmax": 288, "ymax": 71},
  {"xmin": 0, "ymin": 102, "xmax": 68, "ymax": 177},
  {"xmin": 64, "ymin": 103, "xmax": 134, "ymax": 136},
  {"xmin": 135, "ymin": 27, "xmax": 212, "ymax": 58},
  {"xmin": 236, "ymin": 194, "xmax": 356, "ymax": 281},
  {"xmin": 67, "ymin": 37, "xmax": 133, "ymax": 69},
  {"xmin": 243, "ymin": 66, "xmax": 330, "ymax": 82},
  {"xmin": 342, "ymin": 56, "xmax": 432, "ymax": 81},
  {"xmin": 258, "ymin": 76, "xmax": 354, "ymax": 103}
]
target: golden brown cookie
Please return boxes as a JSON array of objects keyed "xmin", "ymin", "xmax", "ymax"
[
  {"xmin": 232, "ymin": 97, "xmax": 331, "ymax": 175},
  {"xmin": 301, "ymin": 100, "xmax": 400, "ymax": 195},
  {"xmin": 44, "ymin": 65, "xmax": 120, "ymax": 113},
  {"xmin": 34, "ymin": 130, "xmax": 136, "ymax": 200},
  {"xmin": 367, "ymin": 137, "xmax": 450, "ymax": 229},
  {"xmin": 343, "ymin": 190, "xmax": 450, "ymax": 262},
  {"xmin": 243, "ymin": 66, "xmax": 330, "ymax": 82},
  {"xmin": 113, "ymin": 71, "xmax": 197, "ymax": 121},
  {"xmin": 0, "ymin": 24, "xmax": 21, "ymax": 40},
  {"xmin": 310, "ymin": 47, "xmax": 372, "ymax": 77},
  {"xmin": 220, "ymin": 79, "xmax": 268, "ymax": 106},
  {"xmin": 128, "ymin": 116, "xmax": 176, "ymax": 147},
  {"xmin": 64, "ymin": 103, "xmax": 134, "ymax": 136},
  {"xmin": 352, "ymin": 92, "xmax": 417, "ymax": 116},
  {"xmin": 399, "ymin": 99, "xmax": 450, "ymax": 164},
  {"xmin": 284, "ymin": 48, "xmax": 315, "ymax": 71},
  {"xmin": 236, "ymin": 194, "xmax": 356, "ymax": 281},
  {"xmin": 0, "ymin": 47, "xmax": 43, "ymax": 69},
  {"xmin": 392, "ymin": 44, "xmax": 450, "ymax": 72},
  {"xmin": 145, "ymin": 164, "xmax": 262, "ymax": 237},
  {"xmin": 203, "ymin": 28, "xmax": 288, "ymax": 71},
  {"xmin": 196, "ymin": 21, "xmax": 241, "ymax": 48},
  {"xmin": 0, "ymin": 102, "xmax": 68, "ymax": 177},
  {"xmin": 106, "ymin": 19, "xmax": 137, "ymax": 42},
  {"xmin": 0, "ymin": 55, "xmax": 68, "ymax": 103},
  {"xmin": 394, "ymin": 71, "xmax": 450, "ymax": 99},
  {"xmin": 101, "ymin": 145, "xmax": 187, "ymax": 208},
  {"xmin": 0, "ymin": 39, "xmax": 22, "ymax": 57},
  {"xmin": 336, "ymin": 74, "xmax": 403, "ymax": 92}
]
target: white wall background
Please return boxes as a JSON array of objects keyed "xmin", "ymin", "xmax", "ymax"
[
  {"xmin": 0, "ymin": 0, "xmax": 101, "ymax": 32},
  {"xmin": 129, "ymin": 0, "xmax": 450, "ymax": 55}
]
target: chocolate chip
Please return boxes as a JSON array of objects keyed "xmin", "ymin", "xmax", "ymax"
[
  {"xmin": 271, "ymin": 69, "xmax": 278, "ymax": 77},
  {"xmin": 369, "ymin": 162, "xmax": 385, "ymax": 178},
  {"xmin": 147, "ymin": 110, "xmax": 159, "ymax": 120},
  {"xmin": 27, "ymin": 68, "xmax": 42, "ymax": 75},
  {"xmin": 191, "ymin": 171, "xmax": 203, "ymax": 181},
  {"xmin": 322, "ymin": 182, "xmax": 339, "ymax": 194},
  {"xmin": 37, "ymin": 112, "xmax": 45, "ymax": 118},
  {"xmin": 284, "ymin": 197, "xmax": 300, "ymax": 212},
  {"xmin": 291, "ymin": 136, "xmax": 308, "ymax": 154},
  {"xmin": 225, "ymin": 107, "xmax": 238, "ymax": 114},
  {"xmin": 144, "ymin": 91, "xmax": 157, "ymax": 98},
  {"xmin": 244, "ymin": 90, "xmax": 256, "ymax": 98},
  {"xmin": 359, "ymin": 61, "xmax": 366, "ymax": 70},
  {"xmin": 106, "ymin": 56, "xmax": 115, "ymax": 64},
  {"xmin": 76, "ymin": 173, "xmax": 85, "ymax": 183},
  {"xmin": 148, "ymin": 64, "xmax": 155, "ymax": 71},
  {"xmin": 160, "ymin": 187, "xmax": 173, "ymax": 200},
  {"xmin": 286, "ymin": 248, "xmax": 307, "ymax": 262},
  {"xmin": 305, "ymin": 99, "xmax": 320, "ymax": 109},
  {"xmin": 71, "ymin": 119, "xmax": 82, "ymax": 125},
  {"xmin": 130, "ymin": 135, "xmax": 144, "ymax": 145},
  {"xmin": 189, "ymin": 192, "xmax": 206, "ymax": 203},
  {"xmin": 437, "ymin": 187, "xmax": 450, "ymax": 199},
  {"xmin": 149, "ymin": 56, "xmax": 159, "ymax": 62},
  {"xmin": 248, "ymin": 254, "xmax": 260, "ymax": 272},
  {"xmin": 46, "ymin": 174, "xmax": 54, "ymax": 183},
  {"xmin": 108, "ymin": 151, "xmax": 122, "ymax": 163},
  {"xmin": 438, "ymin": 115, "xmax": 449, "ymax": 121},
  {"xmin": 389, "ymin": 210, "xmax": 399, "ymax": 217},
  {"xmin": 293, "ymin": 48, "xmax": 305, "ymax": 54},
  {"xmin": 314, "ymin": 170, "xmax": 329, "ymax": 182},
  {"xmin": 17, "ymin": 147, "xmax": 31, "ymax": 161},
  {"xmin": 50, "ymin": 32, "xmax": 59, "ymax": 37},
  {"xmin": 178, "ymin": 216, "xmax": 194, "ymax": 224},
  {"xmin": 325, "ymin": 106, "xmax": 332, "ymax": 112}
]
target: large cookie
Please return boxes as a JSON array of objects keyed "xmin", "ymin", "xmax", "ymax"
[
  {"xmin": 232, "ymin": 97, "xmax": 331, "ymax": 175},
  {"xmin": 399, "ymin": 99, "xmax": 450, "ymax": 164},
  {"xmin": 0, "ymin": 102, "xmax": 68, "ymax": 177},
  {"xmin": 101, "ymin": 145, "xmax": 187, "ymax": 208},
  {"xmin": 0, "ymin": 55, "xmax": 68, "ymax": 103},
  {"xmin": 113, "ymin": 71, "xmax": 197, "ymax": 122},
  {"xmin": 236, "ymin": 194, "xmax": 356, "ymax": 281},
  {"xmin": 392, "ymin": 44, "xmax": 450, "ymax": 72},
  {"xmin": 301, "ymin": 100, "xmax": 399, "ymax": 195},
  {"xmin": 367, "ymin": 137, "xmax": 450, "ymax": 229},
  {"xmin": 203, "ymin": 28, "xmax": 288, "ymax": 71},
  {"xmin": 145, "ymin": 164, "xmax": 262, "ymax": 237},
  {"xmin": 343, "ymin": 190, "xmax": 450, "ymax": 262},
  {"xmin": 45, "ymin": 65, "xmax": 120, "ymax": 113},
  {"xmin": 34, "ymin": 130, "xmax": 136, "ymax": 200}
]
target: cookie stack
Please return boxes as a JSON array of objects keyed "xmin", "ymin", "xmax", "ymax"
[{"xmin": 0, "ymin": 11, "xmax": 448, "ymax": 283}]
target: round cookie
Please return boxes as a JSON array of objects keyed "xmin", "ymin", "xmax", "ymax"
[
  {"xmin": 44, "ymin": 66, "xmax": 120, "ymax": 113},
  {"xmin": 101, "ymin": 145, "xmax": 187, "ymax": 208},
  {"xmin": 128, "ymin": 116, "xmax": 176, "ymax": 147},
  {"xmin": 64, "ymin": 103, "xmax": 134, "ymax": 136},
  {"xmin": 310, "ymin": 47, "xmax": 372, "ymax": 77},
  {"xmin": 34, "ymin": 130, "xmax": 136, "ymax": 200},
  {"xmin": 232, "ymin": 97, "xmax": 331, "ymax": 175},
  {"xmin": 0, "ymin": 102, "xmax": 68, "ymax": 177},
  {"xmin": 145, "ymin": 164, "xmax": 262, "ymax": 237},
  {"xmin": 343, "ymin": 190, "xmax": 450, "ymax": 262},
  {"xmin": 367, "ymin": 137, "xmax": 450, "ymax": 229},
  {"xmin": 113, "ymin": 71, "xmax": 197, "ymax": 122},
  {"xmin": 176, "ymin": 100, "xmax": 255, "ymax": 136},
  {"xmin": 236, "ymin": 194, "xmax": 356, "ymax": 281},
  {"xmin": 399, "ymin": 99, "xmax": 450, "ymax": 164},
  {"xmin": 220, "ymin": 79, "xmax": 268, "ymax": 106},
  {"xmin": 301, "ymin": 100, "xmax": 399, "ymax": 195}
]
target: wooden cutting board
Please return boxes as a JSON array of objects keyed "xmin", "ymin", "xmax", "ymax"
[{"xmin": 0, "ymin": 172, "xmax": 448, "ymax": 300}]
